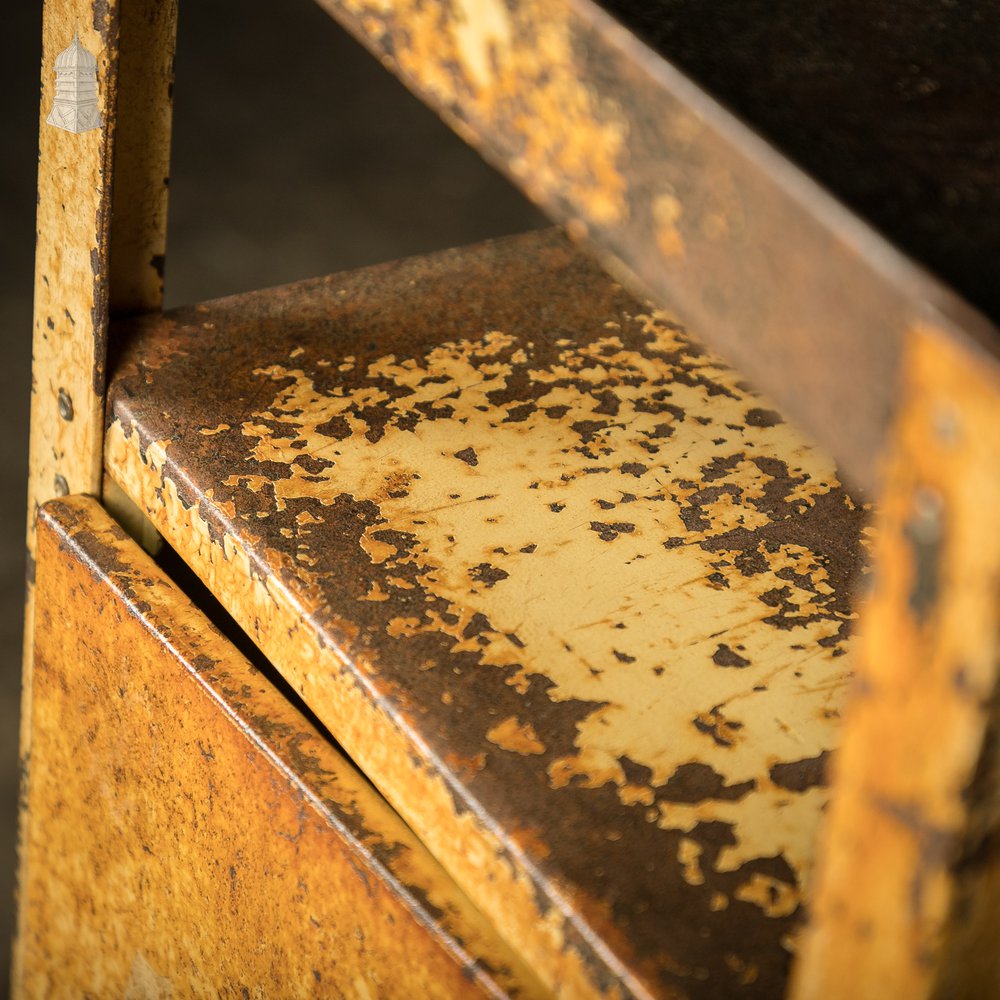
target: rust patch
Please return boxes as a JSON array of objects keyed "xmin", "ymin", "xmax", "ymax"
[
  {"xmin": 769, "ymin": 752, "xmax": 830, "ymax": 794},
  {"xmin": 713, "ymin": 644, "xmax": 750, "ymax": 669}
]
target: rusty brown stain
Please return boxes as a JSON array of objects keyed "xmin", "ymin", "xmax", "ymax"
[
  {"xmin": 106, "ymin": 231, "xmax": 869, "ymax": 999},
  {"xmin": 16, "ymin": 496, "xmax": 544, "ymax": 999},
  {"xmin": 793, "ymin": 325, "xmax": 1000, "ymax": 1000}
]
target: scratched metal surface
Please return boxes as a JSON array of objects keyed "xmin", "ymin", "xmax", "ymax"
[
  {"xmin": 17, "ymin": 495, "xmax": 543, "ymax": 998},
  {"xmin": 107, "ymin": 231, "xmax": 869, "ymax": 999}
]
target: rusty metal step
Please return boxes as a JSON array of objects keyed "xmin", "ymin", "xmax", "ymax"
[{"xmin": 105, "ymin": 229, "xmax": 869, "ymax": 1000}]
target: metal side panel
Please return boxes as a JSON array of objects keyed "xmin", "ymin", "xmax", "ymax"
[{"xmin": 15, "ymin": 495, "xmax": 545, "ymax": 1000}]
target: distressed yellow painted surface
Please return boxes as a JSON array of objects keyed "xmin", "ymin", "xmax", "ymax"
[
  {"xmin": 18, "ymin": 496, "xmax": 544, "ymax": 999},
  {"xmin": 28, "ymin": 0, "xmax": 118, "ymax": 545},
  {"xmin": 105, "ymin": 233, "xmax": 868, "ymax": 999},
  {"xmin": 21, "ymin": 0, "xmax": 173, "ymax": 989},
  {"xmin": 21, "ymin": 8, "xmax": 122, "ymax": 907},
  {"xmin": 104, "ymin": 415, "xmax": 613, "ymax": 1000},
  {"xmin": 25, "ymin": 0, "xmax": 175, "ymax": 754},
  {"xmin": 242, "ymin": 314, "xmax": 855, "ymax": 885}
]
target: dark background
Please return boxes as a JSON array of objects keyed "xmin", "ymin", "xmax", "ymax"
[{"xmin": 0, "ymin": 0, "xmax": 543, "ymax": 984}]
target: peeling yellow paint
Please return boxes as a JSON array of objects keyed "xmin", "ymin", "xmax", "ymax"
[
  {"xmin": 122, "ymin": 307, "xmax": 860, "ymax": 918},
  {"xmin": 487, "ymin": 717, "xmax": 547, "ymax": 756},
  {"xmin": 105, "ymin": 237, "xmax": 870, "ymax": 999},
  {"xmin": 678, "ymin": 837, "xmax": 705, "ymax": 887},
  {"xmin": 735, "ymin": 873, "xmax": 801, "ymax": 919},
  {"xmin": 451, "ymin": 0, "xmax": 513, "ymax": 91},
  {"xmin": 361, "ymin": 580, "xmax": 391, "ymax": 603}
]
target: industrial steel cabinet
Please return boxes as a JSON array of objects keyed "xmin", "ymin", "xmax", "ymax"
[{"xmin": 16, "ymin": 2, "xmax": 1000, "ymax": 998}]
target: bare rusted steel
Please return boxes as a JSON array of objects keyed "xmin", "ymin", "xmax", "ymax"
[
  {"xmin": 107, "ymin": 231, "xmax": 869, "ymax": 999},
  {"xmin": 309, "ymin": 0, "xmax": 1000, "ymax": 494},
  {"xmin": 17, "ymin": 495, "xmax": 544, "ymax": 999}
]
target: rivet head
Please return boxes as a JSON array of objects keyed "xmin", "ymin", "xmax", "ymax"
[{"xmin": 57, "ymin": 387, "xmax": 74, "ymax": 421}]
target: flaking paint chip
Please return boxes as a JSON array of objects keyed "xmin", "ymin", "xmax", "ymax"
[{"xmin": 486, "ymin": 716, "xmax": 546, "ymax": 755}]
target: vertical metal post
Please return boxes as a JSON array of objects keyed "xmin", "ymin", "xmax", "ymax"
[{"xmin": 15, "ymin": 0, "xmax": 177, "ymax": 992}]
